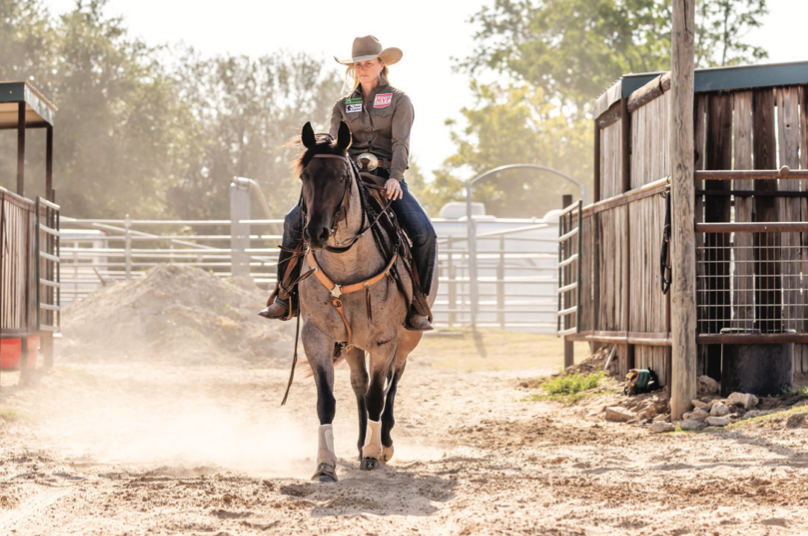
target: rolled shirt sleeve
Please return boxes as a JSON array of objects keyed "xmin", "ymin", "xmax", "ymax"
[{"xmin": 390, "ymin": 93, "xmax": 414, "ymax": 181}]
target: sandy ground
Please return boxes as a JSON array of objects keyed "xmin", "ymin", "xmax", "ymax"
[{"xmin": 2, "ymin": 348, "xmax": 808, "ymax": 536}]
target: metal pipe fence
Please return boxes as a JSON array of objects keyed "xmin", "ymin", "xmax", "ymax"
[{"xmin": 59, "ymin": 216, "xmax": 561, "ymax": 332}]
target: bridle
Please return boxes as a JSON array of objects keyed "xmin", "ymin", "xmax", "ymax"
[{"xmin": 300, "ymin": 153, "xmax": 393, "ymax": 254}]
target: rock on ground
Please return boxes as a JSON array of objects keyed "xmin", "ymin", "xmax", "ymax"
[
  {"xmin": 605, "ymin": 407, "xmax": 635, "ymax": 422},
  {"xmin": 726, "ymin": 392, "xmax": 759, "ymax": 409},
  {"xmin": 710, "ymin": 402, "xmax": 730, "ymax": 417},
  {"xmin": 698, "ymin": 375, "xmax": 720, "ymax": 395},
  {"xmin": 683, "ymin": 408, "xmax": 709, "ymax": 421},
  {"xmin": 679, "ymin": 419, "xmax": 703, "ymax": 431},
  {"xmin": 705, "ymin": 416, "xmax": 731, "ymax": 427},
  {"xmin": 649, "ymin": 422, "xmax": 676, "ymax": 433}
]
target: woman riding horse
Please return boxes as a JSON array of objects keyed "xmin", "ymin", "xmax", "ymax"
[{"xmin": 259, "ymin": 35, "xmax": 437, "ymax": 332}]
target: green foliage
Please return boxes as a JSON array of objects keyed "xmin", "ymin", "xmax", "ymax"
[
  {"xmin": 430, "ymin": 82, "xmax": 590, "ymax": 218},
  {"xmin": 527, "ymin": 371, "xmax": 608, "ymax": 404},
  {"xmin": 695, "ymin": 0, "xmax": 769, "ymax": 68},
  {"xmin": 429, "ymin": 0, "xmax": 768, "ymax": 218},
  {"xmin": 0, "ymin": 0, "xmax": 342, "ymax": 219},
  {"xmin": 167, "ymin": 49, "xmax": 342, "ymax": 220}
]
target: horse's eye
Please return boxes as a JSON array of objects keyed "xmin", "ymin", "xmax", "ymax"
[{"xmin": 340, "ymin": 175, "xmax": 347, "ymax": 181}]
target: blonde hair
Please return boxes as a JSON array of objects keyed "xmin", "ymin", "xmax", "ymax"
[{"xmin": 345, "ymin": 59, "xmax": 389, "ymax": 91}]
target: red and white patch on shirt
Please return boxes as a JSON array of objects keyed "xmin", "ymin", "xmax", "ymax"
[{"xmin": 374, "ymin": 93, "xmax": 393, "ymax": 108}]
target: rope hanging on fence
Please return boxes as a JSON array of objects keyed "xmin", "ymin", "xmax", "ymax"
[{"xmin": 660, "ymin": 191, "xmax": 672, "ymax": 294}]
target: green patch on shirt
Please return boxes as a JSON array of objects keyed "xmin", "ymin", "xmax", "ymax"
[{"xmin": 346, "ymin": 97, "xmax": 363, "ymax": 104}]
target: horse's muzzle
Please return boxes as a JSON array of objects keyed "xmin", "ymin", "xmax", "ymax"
[{"xmin": 304, "ymin": 225, "xmax": 331, "ymax": 250}]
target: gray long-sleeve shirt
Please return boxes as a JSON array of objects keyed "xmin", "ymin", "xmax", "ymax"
[{"xmin": 329, "ymin": 79, "xmax": 414, "ymax": 181}]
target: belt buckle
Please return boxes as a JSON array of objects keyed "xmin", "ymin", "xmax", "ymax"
[{"xmin": 356, "ymin": 152, "xmax": 378, "ymax": 172}]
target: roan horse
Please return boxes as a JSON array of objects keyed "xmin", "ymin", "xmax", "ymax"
[{"xmin": 292, "ymin": 121, "xmax": 436, "ymax": 482}]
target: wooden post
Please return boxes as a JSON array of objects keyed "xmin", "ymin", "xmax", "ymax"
[
  {"xmin": 17, "ymin": 102, "xmax": 25, "ymax": 197},
  {"xmin": 563, "ymin": 195, "xmax": 574, "ymax": 369},
  {"xmin": 669, "ymin": 0, "xmax": 697, "ymax": 420},
  {"xmin": 46, "ymin": 125, "xmax": 53, "ymax": 202}
]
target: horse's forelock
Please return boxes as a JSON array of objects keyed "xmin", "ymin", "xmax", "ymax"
[{"xmin": 293, "ymin": 133, "xmax": 345, "ymax": 177}]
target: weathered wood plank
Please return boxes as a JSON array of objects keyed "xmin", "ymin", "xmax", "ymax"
[
  {"xmin": 601, "ymin": 121, "xmax": 623, "ymax": 199},
  {"xmin": 776, "ymin": 87, "xmax": 802, "ymax": 338},
  {"xmin": 752, "ymin": 88, "xmax": 782, "ymax": 334},
  {"xmin": 733, "ymin": 91, "xmax": 754, "ymax": 329},
  {"xmin": 703, "ymin": 92, "xmax": 732, "ymax": 379}
]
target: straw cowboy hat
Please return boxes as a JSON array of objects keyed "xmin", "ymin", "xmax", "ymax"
[{"xmin": 334, "ymin": 35, "xmax": 403, "ymax": 66}]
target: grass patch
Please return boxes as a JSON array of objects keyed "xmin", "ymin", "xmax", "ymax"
[
  {"xmin": 526, "ymin": 371, "xmax": 609, "ymax": 404},
  {"xmin": 725, "ymin": 405, "xmax": 808, "ymax": 430},
  {"xmin": 0, "ymin": 408, "xmax": 36, "ymax": 423},
  {"xmin": 411, "ymin": 327, "xmax": 588, "ymax": 372}
]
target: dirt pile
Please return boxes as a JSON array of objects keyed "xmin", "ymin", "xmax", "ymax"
[{"xmin": 59, "ymin": 264, "xmax": 294, "ymax": 365}]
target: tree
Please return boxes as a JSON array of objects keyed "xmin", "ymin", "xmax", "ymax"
[
  {"xmin": 167, "ymin": 49, "xmax": 343, "ymax": 220},
  {"xmin": 0, "ymin": 0, "xmax": 182, "ymax": 218},
  {"xmin": 695, "ymin": 0, "xmax": 768, "ymax": 67},
  {"xmin": 434, "ymin": 0, "xmax": 768, "ymax": 217},
  {"xmin": 427, "ymin": 83, "xmax": 589, "ymax": 219},
  {"xmin": 0, "ymin": 0, "xmax": 344, "ymax": 220}
]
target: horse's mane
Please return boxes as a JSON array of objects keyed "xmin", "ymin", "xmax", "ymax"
[{"xmin": 288, "ymin": 133, "xmax": 346, "ymax": 177}]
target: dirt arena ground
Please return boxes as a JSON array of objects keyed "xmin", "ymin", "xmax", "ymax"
[{"xmin": 2, "ymin": 337, "xmax": 808, "ymax": 536}]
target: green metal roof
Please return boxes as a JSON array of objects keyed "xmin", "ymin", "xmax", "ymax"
[
  {"xmin": 594, "ymin": 60, "xmax": 808, "ymax": 119},
  {"xmin": 0, "ymin": 81, "xmax": 57, "ymax": 128}
]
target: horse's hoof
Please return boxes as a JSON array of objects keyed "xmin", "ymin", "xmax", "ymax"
[
  {"xmin": 381, "ymin": 445, "xmax": 394, "ymax": 464},
  {"xmin": 311, "ymin": 462, "xmax": 338, "ymax": 482},
  {"xmin": 360, "ymin": 457, "xmax": 379, "ymax": 471}
]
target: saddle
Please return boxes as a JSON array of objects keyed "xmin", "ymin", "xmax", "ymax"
[{"xmin": 268, "ymin": 171, "xmax": 431, "ymax": 323}]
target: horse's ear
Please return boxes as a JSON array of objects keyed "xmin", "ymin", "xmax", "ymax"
[
  {"xmin": 301, "ymin": 122, "xmax": 316, "ymax": 149},
  {"xmin": 336, "ymin": 121, "xmax": 352, "ymax": 152}
]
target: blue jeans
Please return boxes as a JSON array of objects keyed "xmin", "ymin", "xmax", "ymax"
[{"xmin": 281, "ymin": 170, "xmax": 436, "ymax": 295}]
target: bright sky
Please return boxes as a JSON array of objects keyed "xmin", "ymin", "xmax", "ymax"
[{"xmin": 42, "ymin": 0, "xmax": 808, "ymax": 178}]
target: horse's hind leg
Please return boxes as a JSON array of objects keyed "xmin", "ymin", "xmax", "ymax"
[
  {"xmin": 380, "ymin": 359, "xmax": 406, "ymax": 464},
  {"xmin": 343, "ymin": 346, "xmax": 368, "ymax": 460},
  {"xmin": 360, "ymin": 339, "xmax": 397, "ymax": 471},
  {"xmin": 301, "ymin": 323, "xmax": 338, "ymax": 482}
]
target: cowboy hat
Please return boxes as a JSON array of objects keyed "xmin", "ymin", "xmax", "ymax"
[{"xmin": 334, "ymin": 35, "xmax": 403, "ymax": 66}]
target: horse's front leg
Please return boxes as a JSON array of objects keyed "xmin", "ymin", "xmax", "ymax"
[
  {"xmin": 360, "ymin": 337, "xmax": 397, "ymax": 471},
  {"xmin": 343, "ymin": 346, "xmax": 369, "ymax": 460},
  {"xmin": 301, "ymin": 321, "xmax": 338, "ymax": 482}
]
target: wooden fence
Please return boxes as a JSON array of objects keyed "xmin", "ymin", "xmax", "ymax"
[
  {"xmin": 0, "ymin": 190, "xmax": 60, "ymax": 371},
  {"xmin": 569, "ymin": 63, "xmax": 808, "ymax": 385}
]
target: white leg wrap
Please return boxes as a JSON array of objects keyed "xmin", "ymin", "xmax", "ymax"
[
  {"xmin": 317, "ymin": 424, "xmax": 337, "ymax": 466},
  {"xmin": 362, "ymin": 419, "xmax": 383, "ymax": 459}
]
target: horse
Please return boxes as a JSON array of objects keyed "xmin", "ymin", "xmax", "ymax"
[{"xmin": 292, "ymin": 120, "xmax": 437, "ymax": 483}]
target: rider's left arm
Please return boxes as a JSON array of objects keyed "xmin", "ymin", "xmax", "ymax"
[{"xmin": 389, "ymin": 93, "xmax": 414, "ymax": 183}]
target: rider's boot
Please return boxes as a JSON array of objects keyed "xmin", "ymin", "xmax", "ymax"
[
  {"xmin": 258, "ymin": 244, "xmax": 300, "ymax": 321},
  {"xmin": 405, "ymin": 306, "xmax": 433, "ymax": 331},
  {"xmin": 258, "ymin": 296, "xmax": 290, "ymax": 320}
]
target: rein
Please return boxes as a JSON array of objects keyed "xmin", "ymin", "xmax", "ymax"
[
  {"xmin": 303, "ymin": 154, "xmax": 394, "ymax": 254},
  {"xmin": 281, "ymin": 150, "xmax": 400, "ymax": 406}
]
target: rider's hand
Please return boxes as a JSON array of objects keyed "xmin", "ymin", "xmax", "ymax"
[{"xmin": 385, "ymin": 178, "xmax": 403, "ymax": 201}]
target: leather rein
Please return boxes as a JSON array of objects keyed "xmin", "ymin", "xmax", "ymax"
[
  {"xmin": 302, "ymin": 153, "xmax": 399, "ymax": 350},
  {"xmin": 281, "ymin": 152, "xmax": 400, "ymax": 406},
  {"xmin": 301, "ymin": 154, "xmax": 393, "ymax": 253}
]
